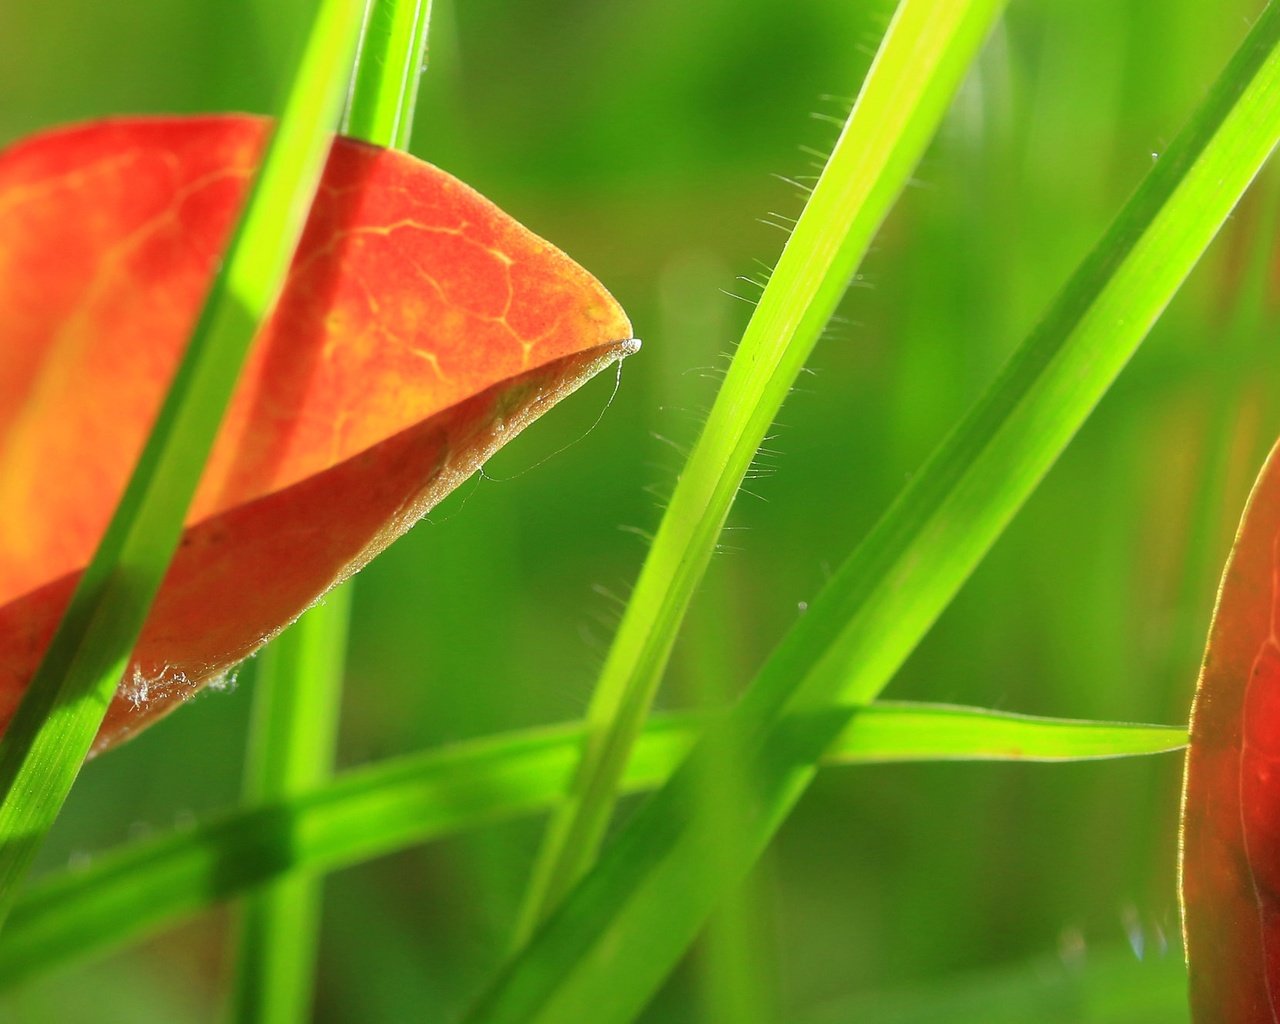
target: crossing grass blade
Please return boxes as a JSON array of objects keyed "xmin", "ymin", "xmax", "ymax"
[
  {"xmin": 0, "ymin": 702, "xmax": 1182, "ymax": 988},
  {"xmin": 0, "ymin": 0, "xmax": 366, "ymax": 927},
  {"xmin": 228, "ymin": 589, "xmax": 352, "ymax": 1024},
  {"xmin": 513, "ymin": 0, "xmax": 1011, "ymax": 946},
  {"xmin": 465, "ymin": 4, "xmax": 1280, "ymax": 1021},
  {"xmin": 230, "ymin": 2, "xmax": 433, "ymax": 1018},
  {"xmin": 344, "ymin": 0, "xmax": 433, "ymax": 149}
]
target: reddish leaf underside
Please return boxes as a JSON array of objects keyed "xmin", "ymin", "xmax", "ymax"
[
  {"xmin": 0, "ymin": 116, "xmax": 635, "ymax": 753},
  {"xmin": 1182, "ymin": 437, "xmax": 1280, "ymax": 1021}
]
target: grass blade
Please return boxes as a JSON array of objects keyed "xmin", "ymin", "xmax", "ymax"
[
  {"xmin": 835, "ymin": 703, "xmax": 1185, "ymax": 762},
  {"xmin": 229, "ymin": 3, "xmax": 432, "ymax": 1017},
  {"xmin": 344, "ymin": 0, "xmax": 433, "ymax": 149},
  {"xmin": 514, "ymin": 0, "xmax": 1009, "ymax": 944},
  {"xmin": 0, "ymin": 703, "xmax": 1182, "ymax": 988},
  {"xmin": 1164, "ymin": 162, "xmax": 1280, "ymax": 692},
  {"xmin": 229, "ymin": 589, "xmax": 352, "ymax": 1024},
  {"xmin": 686, "ymin": 567, "xmax": 777, "ymax": 1024},
  {"xmin": 467, "ymin": 5, "xmax": 1280, "ymax": 1021},
  {"xmin": 0, "ymin": 0, "xmax": 366, "ymax": 925}
]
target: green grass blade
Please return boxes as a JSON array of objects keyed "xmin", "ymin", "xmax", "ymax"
[
  {"xmin": 514, "ymin": 0, "xmax": 1009, "ymax": 945},
  {"xmin": 1165, "ymin": 161, "xmax": 1280, "ymax": 690},
  {"xmin": 466, "ymin": 6, "xmax": 1280, "ymax": 1022},
  {"xmin": 344, "ymin": 0, "xmax": 433, "ymax": 148},
  {"xmin": 229, "ymin": 588, "xmax": 352, "ymax": 1024},
  {"xmin": 0, "ymin": 703, "xmax": 1182, "ymax": 988},
  {"xmin": 686, "ymin": 569, "xmax": 777, "ymax": 1024},
  {"xmin": 392, "ymin": 0, "xmax": 432, "ymax": 151},
  {"xmin": 0, "ymin": 0, "xmax": 366, "ymax": 927},
  {"xmin": 228, "ymin": 4, "xmax": 432, "ymax": 1018},
  {"xmin": 837, "ymin": 703, "xmax": 1185, "ymax": 762}
]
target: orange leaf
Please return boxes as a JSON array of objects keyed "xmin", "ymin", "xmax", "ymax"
[
  {"xmin": 0, "ymin": 116, "xmax": 636, "ymax": 753},
  {"xmin": 1182, "ymin": 437, "xmax": 1280, "ymax": 1020}
]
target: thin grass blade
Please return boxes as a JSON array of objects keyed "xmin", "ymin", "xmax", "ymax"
[
  {"xmin": 229, "ymin": 3, "xmax": 433, "ymax": 1017},
  {"xmin": 467, "ymin": 5, "xmax": 1280, "ymax": 1021},
  {"xmin": 514, "ymin": 0, "xmax": 1009, "ymax": 944},
  {"xmin": 229, "ymin": 588, "xmax": 351, "ymax": 1024},
  {"xmin": 0, "ymin": 703, "xmax": 1181, "ymax": 988},
  {"xmin": 344, "ymin": 0, "xmax": 433, "ymax": 148},
  {"xmin": 0, "ymin": 0, "xmax": 366, "ymax": 925}
]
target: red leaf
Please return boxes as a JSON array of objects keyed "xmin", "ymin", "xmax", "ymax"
[
  {"xmin": 1182, "ymin": 438, "xmax": 1280, "ymax": 1020},
  {"xmin": 0, "ymin": 116, "xmax": 635, "ymax": 753}
]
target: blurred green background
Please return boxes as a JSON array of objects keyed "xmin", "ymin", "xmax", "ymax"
[{"xmin": 2, "ymin": 0, "xmax": 1277, "ymax": 1020}]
